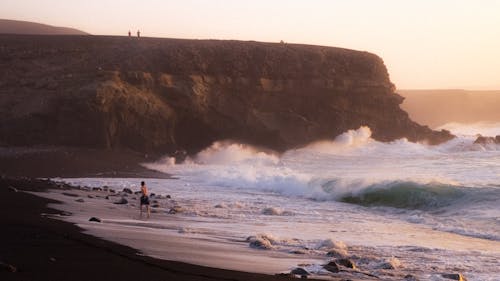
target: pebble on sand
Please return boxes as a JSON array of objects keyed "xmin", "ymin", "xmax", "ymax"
[{"xmin": 89, "ymin": 217, "xmax": 101, "ymax": 223}]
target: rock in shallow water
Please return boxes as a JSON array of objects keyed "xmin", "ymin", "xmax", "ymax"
[
  {"xmin": 290, "ymin": 267, "xmax": 310, "ymax": 278},
  {"xmin": 336, "ymin": 258, "xmax": 356, "ymax": 269},
  {"xmin": 122, "ymin": 188, "xmax": 133, "ymax": 194},
  {"xmin": 323, "ymin": 261, "xmax": 339, "ymax": 273}
]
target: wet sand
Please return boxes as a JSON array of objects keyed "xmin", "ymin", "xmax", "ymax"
[{"xmin": 0, "ymin": 178, "xmax": 333, "ymax": 281}]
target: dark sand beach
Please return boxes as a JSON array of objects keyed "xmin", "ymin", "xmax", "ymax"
[
  {"xmin": 0, "ymin": 149, "xmax": 335, "ymax": 281},
  {"xmin": 0, "ymin": 177, "xmax": 333, "ymax": 281}
]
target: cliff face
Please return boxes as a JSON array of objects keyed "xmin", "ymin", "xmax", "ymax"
[{"xmin": 0, "ymin": 35, "xmax": 453, "ymax": 154}]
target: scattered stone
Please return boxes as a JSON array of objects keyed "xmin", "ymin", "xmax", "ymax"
[
  {"xmin": 89, "ymin": 217, "xmax": 101, "ymax": 223},
  {"xmin": 113, "ymin": 198, "xmax": 128, "ymax": 204},
  {"xmin": 168, "ymin": 206, "xmax": 183, "ymax": 214},
  {"xmin": 249, "ymin": 237, "xmax": 273, "ymax": 250},
  {"xmin": 92, "ymin": 187, "xmax": 103, "ymax": 191},
  {"xmin": 150, "ymin": 193, "xmax": 156, "ymax": 197},
  {"xmin": 87, "ymin": 195, "xmax": 94, "ymax": 198},
  {"xmin": 326, "ymin": 249, "xmax": 347, "ymax": 258},
  {"xmin": 75, "ymin": 198, "xmax": 85, "ymax": 203},
  {"xmin": 134, "ymin": 191, "xmax": 142, "ymax": 195},
  {"xmin": 404, "ymin": 274, "xmax": 419, "ymax": 281},
  {"xmin": 102, "ymin": 186, "xmax": 109, "ymax": 191},
  {"xmin": 166, "ymin": 195, "xmax": 171, "ymax": 199},
  {"xmin": 442, "ymin": 273, "xmax": 467, "ymax": 281},
  {"xmin": 262, "ymin": 207, "xmax": 283, "ymax": 215},
  {"xmin": 336, "ymin": 258, "xmax": 356, "ymax": 269},
  {"xmin": 275, "ymin": 273, "xmax": 296, "ymax": 278},
  {"xmin": 323, "ymin": 261, "xmax": 340, "ymax": 273},
  {"xmin": 122, "ymin": 188, "xmax": 133, "ymax": 194},
  {"xmin": 7, "ymin": 186, "xmax": 18, "ymax": 192},
  {"xmin": 105, "ymin": 196, "xmax": 109, "ymax": 200},
  {"xmin": 151, "ymin": 204, "xmax": 160, "ymax": 208},
  {"xmin": 152, "ymin": 200, "xmax": 159, "ymax": 204},
  {"xmin": 62, "ymin": 192, "xmax": 79, "ymax": 197},
  {"xmin": 290, "ymin": 267, "xmax": 309, "ymax": 278},
  {"xmin": 214, "ymin": 204, "xmax": 225, "ymax": 208},
  {"xmin": 290, "ymin": 249, "xmax": 307, "ymax": 255},
  {"xmin": 109, "ymin": 189, "xmax": 115, "ymax": 193},
  {"xmin": 0, "ymin": 261, "xmax": 17, "ymax": 272},
  {"xmin": 377, "ymin": 262, "xmax": 395, "ymax": 270}
]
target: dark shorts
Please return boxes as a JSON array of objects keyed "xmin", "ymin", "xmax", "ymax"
[{"xmin": 140, "ymin": 195, "xmax": 150, "ymax": 205}]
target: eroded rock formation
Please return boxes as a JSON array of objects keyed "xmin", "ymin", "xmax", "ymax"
[{"xmin": 0, "ymin": 35, "xmax": 453, "ymax": 154}]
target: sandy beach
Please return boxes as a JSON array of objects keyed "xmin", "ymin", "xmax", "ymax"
[{"xmin": 0, "ymin": 177, "xmax": 334, "ymax": 281}]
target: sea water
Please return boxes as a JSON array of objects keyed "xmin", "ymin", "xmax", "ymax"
[{"xmin": 61, "ymin": 123, "xmax": 500, "ymax": 280}]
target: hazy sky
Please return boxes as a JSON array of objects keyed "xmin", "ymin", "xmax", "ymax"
[{"xmin": 2, "ymin": 0, "xmax": 500, "ymax": 89}]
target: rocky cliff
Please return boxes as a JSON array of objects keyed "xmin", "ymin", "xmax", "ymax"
[{"xmin": 0, "ymin": 35, "xmax": 453, "ymax": 154}]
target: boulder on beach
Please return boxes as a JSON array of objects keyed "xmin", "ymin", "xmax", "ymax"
[
  {"xmin": 75, "ymin": 198, "xmax": 85, "ymax": 203},
  {"xmin": 404, "ymin": 274, "xmax": 419, "ymax": 281},
  {"xmin": 62, "ymin": 192, "xmax": 79, "ymax": 197},
  {"xmin": 89, "ymin": 217, "xmax": 101, "ymax": 223},
  {"xmin": 290, "ymin": 267, "xmax": 310, "ymax": 278},
  {"xmin": 113, "ymin": 197, "xmax": 128, "ymax": 204},
  {"xmin": 326, "ymin": 249, "xmax": 347, "ymax": 259},
  {"xmin": 92, "ymin": 187, "xmax": 103, "ymax": 191},
  {"xmin": 168, "ymin": 206, "xmax": 183, "ymax": 214},
  {"xmin": 336, "ymin": 258, "xmax": 356, "ymax": 269},
  {"xmin": 442, "ymin": 273, "xmax": 467, "ymax": 281},
  {"xmin": 323, "ymin": 261, "xmax": 340, "ymax": 273},
  {"xmin": 247, "ymin": 235, "xmax": 275, "ymax": 250},
  {"xmin": 122, "ymin": 188, "xmax": 133, "ymax": 194}
]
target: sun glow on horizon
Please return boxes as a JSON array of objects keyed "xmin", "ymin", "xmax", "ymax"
[{"xmin": 2, "ymin": 0, "xmax": 500, "ymax": 90}]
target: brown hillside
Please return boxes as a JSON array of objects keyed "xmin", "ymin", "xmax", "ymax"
[{"xmin": 0, "ymin": 19, "xmax": 88, "ymax": 35}]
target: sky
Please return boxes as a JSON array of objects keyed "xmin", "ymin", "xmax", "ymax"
[{"xmin": 2, "ymin": 0, "xmax": 500, "ymax": 90}]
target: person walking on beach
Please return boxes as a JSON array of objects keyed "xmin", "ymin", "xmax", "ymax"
[
  {"xmin": 140, "ymin": 181, "xmax": 150, "ymax": 219},
  {"xmin": 137, "ymin": 30, "xmax": 141, "ymax": 38},
  {"xmin": 128, "ymin": 30, "xmax": 131, "ymax": 37}
]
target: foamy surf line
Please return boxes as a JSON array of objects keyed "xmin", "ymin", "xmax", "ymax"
[{"xmin": 31, "ymin": 177, "xmax": 500, "ymax": 281}]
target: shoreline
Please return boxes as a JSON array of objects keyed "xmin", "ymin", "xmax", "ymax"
[{"xmin": 0, "ymin": 177, "xmax": 332, "ymax": 281}]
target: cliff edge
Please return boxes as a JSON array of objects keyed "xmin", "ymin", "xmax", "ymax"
[{"xmin": 0, "ymin": 35, "xmax": 453, "ymax": 154}]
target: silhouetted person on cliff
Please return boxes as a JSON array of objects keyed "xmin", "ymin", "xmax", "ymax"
[{"xmin": 137, "ymin": 30, "xmax": 141, "ymax": 38}]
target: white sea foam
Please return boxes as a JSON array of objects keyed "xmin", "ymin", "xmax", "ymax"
[{"xmin": 47, "ymin": 124, "xmax": 500, "ymax": 280}]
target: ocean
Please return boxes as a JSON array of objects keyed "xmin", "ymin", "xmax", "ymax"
[{"xmin": 59, "ymin": 123, "xmax": 500, "ymax": 280}]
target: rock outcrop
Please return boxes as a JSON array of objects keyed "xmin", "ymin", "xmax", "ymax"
[{"xmin": 0, "ymin": 35, "xmax": 453, "ymax": 154}]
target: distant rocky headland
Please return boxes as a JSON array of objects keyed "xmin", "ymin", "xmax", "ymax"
[
  {"xmin": 0, "ymin": 35, "xmax": 453, "ymax": 154},
  {"xmin": 0, "ymin": 19, "xmax": 88, "ymax": 35}
]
